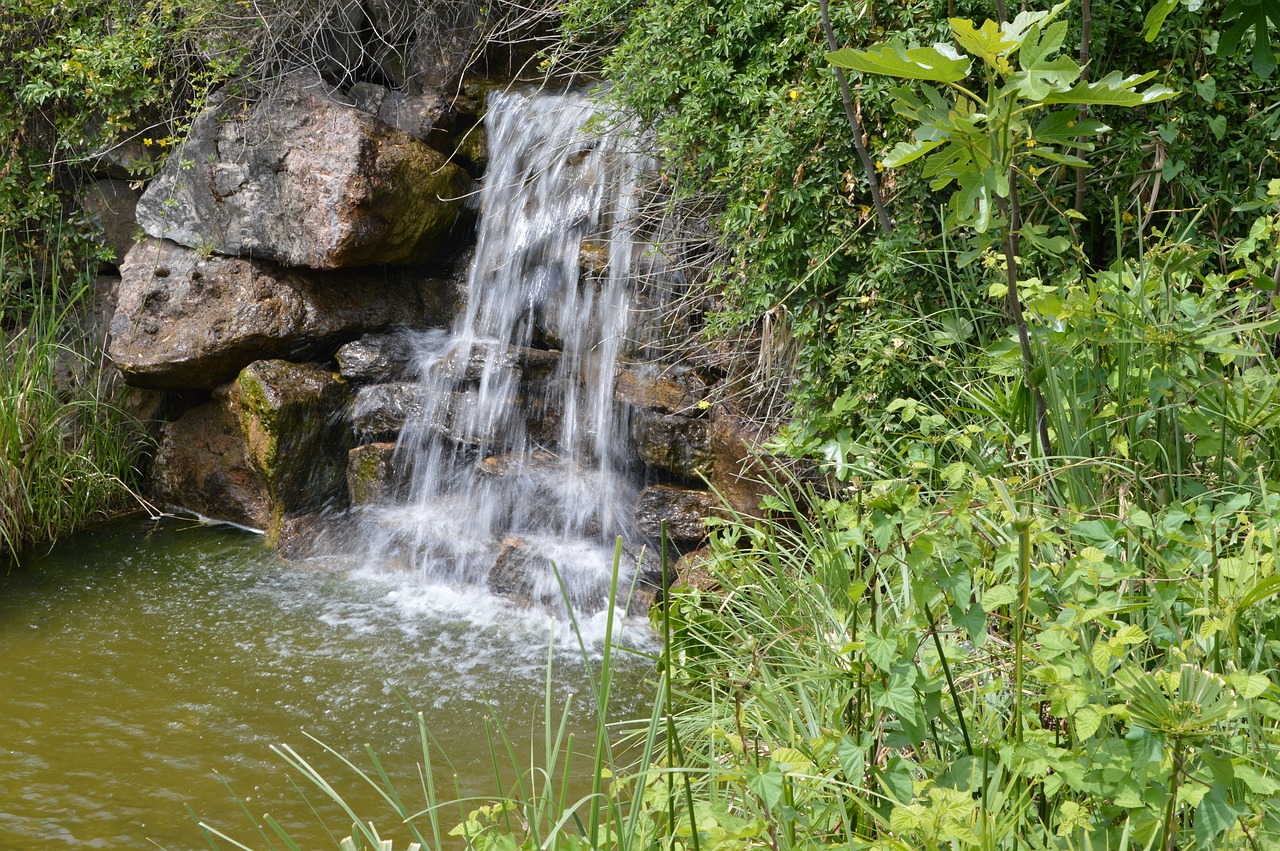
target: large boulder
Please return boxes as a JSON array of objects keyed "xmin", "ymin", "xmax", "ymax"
[
  {"xmin": 633, "ymin": 485, "xmax": 718, "ymax": 547},
  {"xmin": 149, "ymin": 397, "xmax": 271, "ymax": 530},
  {"xmin": 109, "ymin": 238, "xmax": 453, "ymax": 390},
  {"xmin": 228, "ymin": 360, "xmax": 354, "ymax": 532},
  {"xmin": 148, "ymin": 360, "xmax": 354, "ymax": 539},
  {"xmin": 631, "ymin": 410, "xmax": 713, "ymax": 480},
  {"xmin": 134, "ymin": 73, "xmax": 473, "ymax": 269}
]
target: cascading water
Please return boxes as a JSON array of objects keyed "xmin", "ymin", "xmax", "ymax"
[{"xmin": 363, "ymin": 89, "xmax": 656, "ymax": 614}]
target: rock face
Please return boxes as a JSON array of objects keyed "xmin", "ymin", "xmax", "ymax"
[
  {"xmin": 108, "ymin": 238, "xmax": 452, "ymax": 389},
  {"xmin": 228, "ymin": 360, "xmax": 354, "ymax": 532},
  {"xmin": 632, "ymin": 410, "xmax": 714, "ymax": 480},
  {"xmin": 150, "ymin": 398, "xmax": 271, "ymax": 530},
  {"xmin": 615, "ymin": 363, "xmax": 708, "ymax": 414},
  {"xmin": 347, "ymin": 442, "xmax": 407, "ymax": 505},
  {"xmin": 633, "ymin": 485, "xmax": 719, "ymax": 547},
  {"xmin": 149, "ymin": 361, "xmax": 353, "ymax": 538},
  {"xmin": 134, "ymin": 73, "xmax": 473, "ymax": 269},
  {"xmin": 337, "ymin": 330, "xmax": 425, "ymax": 384},
  {"xmin": 710, "ymin": 412, "xmax": 772, "ymax": 517},
  {"xmin": 352, "ymin": 382, "xmax": 431, "ymax": 440},
  {"xmin": 81, "ymin": 179, "xmax": 141, "ymax": 265}
]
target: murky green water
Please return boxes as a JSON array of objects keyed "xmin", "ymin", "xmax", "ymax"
[{"xmin": 0, "ymin": 517, "xmax": 656, "ymax": 850}]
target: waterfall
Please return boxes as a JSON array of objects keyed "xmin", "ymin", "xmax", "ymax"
[{"xmin": 362, "ymin": 89, "xmax": 655, "ymax": 614}]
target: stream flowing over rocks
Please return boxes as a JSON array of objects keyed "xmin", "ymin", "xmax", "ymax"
[{"xmin": 100, "ymin": 69, "xmax": 768, "ymax": 614}]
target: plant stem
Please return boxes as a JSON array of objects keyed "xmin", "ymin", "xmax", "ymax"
[
  {"xmin": 923, "ymin": 598, "xmax": 974, "ymax": 756},
  {"xmin": 1074, "ymin": 0, "xmax": 1092, "ymax": 215},
  {"xmin": 1001, "ymin": 178, "xmax": 1054, "ymax": 457},
  {"xmin": 1013, "ymin": 513, "xmax": 1032, "ymax": 743},
  {"xmin": 820, "ymin": 0, "xmax": 893, "ymax": 237}
]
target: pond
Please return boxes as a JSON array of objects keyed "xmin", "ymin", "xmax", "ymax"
[{"xmin": 0, "ymin": 516, "xmax": 657, "ymax": 849}]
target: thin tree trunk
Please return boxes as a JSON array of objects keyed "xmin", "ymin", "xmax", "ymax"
[{"xmin": 1074, "ymin": 0, "xmax": 1092, "ymax": 214}]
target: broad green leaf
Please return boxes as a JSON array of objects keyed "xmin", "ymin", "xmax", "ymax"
[
  {"xmin": 1074, "ymin": 704, "xmax": 1104, "ymax": 739},
  {"xmin": 1142, "ymin": 0, "xmax": 1179, "ymax": 41},
  {"xmin": 1003, "ymin": 1, "xmax": 1069, "ymax": 43},
  {"xmin": 1235, "ymin": 763, "xmax": 1280, "ymax": 795},
  {"xmin": 838, "ymin": 736, "xmax": 865, "ymax": 785},
  {"xmin": 1034, "ymin": 110, "xmax": 1109, "ymax": 146},
  {"xmin": 872, "ymin": 672, "xmax": 921, "ymax": 726},
  {"xmin": 980, "ymin": 584, "xmax": 1017, "ymax": 610},
  {"xmin": 1027, "ymin": 148, "xmax": 1091, "ymax": 168},
  {"xmin": 1041, "ymin": 70, "xmax": 1178, "ymax": 107},
  {"xmin": 954, "ymin": 168, "xmax": 995, "ymax": 232},
  {"xmin": 1019, "ymin": 19, "xmax": 1069, "ymax": 71},
  {"xmin": 883, "ymin": 137, "xmax": 946, "ymax": 168},
  {"xmin": 954, "ymin": 599, "xmax": 986, "ymax": 643},
  {"xmin": 864, "ymin": 630, "xmax": 897, "ymax": 671},
  {"xmin": 949, "ymin": 17, "xmax": 1015, "ymax": 71},
  {"xmin": 746, "ymin": 763, "xmax": 785, "ymax": 810},
  {"xmin": 827, "ymin": 42, "xmax": 971, "ymax": 83},
  {"xmin": 1194, "ymin": 785, "xmax": 1239, "ymax": 845},
  {"xmin": 770, "ymin": 747, "xmax": 814, "ymax": 775},
  {"xmin": 1227, "ymin": 670, "xmax": 1272, "ymax": 699},
  {"xmin": 1220, "ymin": 0, "xmax": 1280, "ymax": 77},
  {"xmin": 922, "ymin": 143, "xmax": 975, "ymax": 187},
  {"xmin": 1010, "ymin": 55, "xmax": 1081, "ymax": 100}
]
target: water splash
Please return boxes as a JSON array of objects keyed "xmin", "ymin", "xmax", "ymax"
[{"xmin": 363, "ymin": 89, "xmax": 656, "ymax": 614}]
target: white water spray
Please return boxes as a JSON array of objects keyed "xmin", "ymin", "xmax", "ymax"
[{"xmin": 363, "ymin": 89, "xmax": 655, "ymax": 614}]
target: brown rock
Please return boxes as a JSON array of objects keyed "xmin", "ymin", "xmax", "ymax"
[
  {"xmin": 149, "ymin": 399, "xmax": 271, "ymax": 530},
  {"xmin": 632, "ymin": 410, "xmax": 713, "ymax": 480},
  {"xmin": 108, "ymin": 238, "xmax": 453, "ymax": 390},
  {"xmin": 615, "ymin": 363, "xmax": 708, "ymax": 414},
  {"xmin": 633, "ymin": 485, "xmax": 718, "ymax": 546},
  {"xmin": 134, "ymin": 73, "xmax": 473, "ymax": 269},
  {"xmin": 710, "ymin": 412, "xmax": 772, "ymax": 517},
  {"xmin": 347, "ymin": 442, "xmax": 408, "ymax": 505},
  {"xmin": 228, "ymin": 360, "xmax": 354, "ymax": 530}
]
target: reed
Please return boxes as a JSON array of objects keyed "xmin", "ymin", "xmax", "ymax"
[{"xmin": 0, "ymin": 235, "xmax": 143, "ymax": 561}]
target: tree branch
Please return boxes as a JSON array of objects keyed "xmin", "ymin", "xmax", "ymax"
[{"xmin": 820, "ymin": 0, "xmax": 893, "ymax": 237}]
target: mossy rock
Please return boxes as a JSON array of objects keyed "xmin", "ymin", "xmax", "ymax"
[{"xmin": 231, "ymin": 359, "xmax": 354, "ymax": 540}]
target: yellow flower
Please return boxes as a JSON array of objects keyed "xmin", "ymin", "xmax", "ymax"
[
  {"xmin": 142, "ymin": 137, "xmax": 153, "ymax": 147},
  {"xmin": 875, "ymin": 160, "xmax": 884, "ymax": 171},
  {"xmin": 788, "ymin": 89, "xmax": 799, "ymax": 101},
  {"xmin": 1122, "ymin": 210, "xmax": 1135, "ymax": 224},
  {"xmin": 1026, "ymin": 139, "xmax": 1036, "ymax": 148}
]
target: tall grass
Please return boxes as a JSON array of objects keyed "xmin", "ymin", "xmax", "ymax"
[{"xmin": 0, "ymin": 237, "xmax": 144, "ymax": 560}]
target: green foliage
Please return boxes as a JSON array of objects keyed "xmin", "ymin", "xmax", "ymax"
[
  {"xmin": 830, "ymin": 2, "xmax": 1175, "ymax": 234},
  {"xmin": 0, "ymin": 0, "xmax": 240, "ymax": 293},
  {"xmin": 558, "ymin": 0, "xmax": 1277, "ymax": 435},
  {"xmin": 0, "ymin": 0, "xmax": 236, "ymax": 553},
  {"xmin": 557, "ymin": 0, "xmax": 955, "ymax": 417},
  {"xmin": 0, "ymin": 240, "xmax": 146, "ymax": 560}
]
